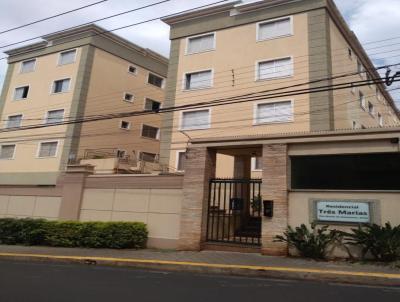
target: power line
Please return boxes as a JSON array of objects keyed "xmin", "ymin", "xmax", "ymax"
[
  {"xmin": 0, "ymin": 0, "xmax": 109, "ymax": 35},
  {"xmin": 0, "ymin": 0, "xmax": 171, "ymax": 49},
  {"xmin": 1, "ymin": 76, "xmax": 398, "ymax": 135},
  {"xmin": 0, "ymin": 0, "xmax": 229, "ymax": 60}
]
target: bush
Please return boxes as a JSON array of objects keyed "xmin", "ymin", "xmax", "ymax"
[
  {"xmin": 0, "ymin": 218, "xmax": 148, "ymax": 249},
  {"xmin": 275, "ymin": 224, "xmax": 341, "ymax": 260},
  {"xmin": 342, "ymin": 223, "xmax": 400, "ymax": 262}
]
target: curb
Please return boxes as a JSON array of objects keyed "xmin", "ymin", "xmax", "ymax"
[{"xmin": 0, "ymin": 252, "xmax": 399, "ymax": 286}]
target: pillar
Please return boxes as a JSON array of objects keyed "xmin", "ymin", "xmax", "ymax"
[
  {"xmin": 261, "ymin": 144, "xmax": 289, "ymax": 256},
  {"xmin": 179, "ymin": 147, "xmax": 216, "ymax": 250},
  {"xmin": 58, "ymin": 164, "xmax": 94, "ymax": 220}
]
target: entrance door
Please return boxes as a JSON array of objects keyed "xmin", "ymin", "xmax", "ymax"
[{"xmin": 206, "ymin": 178, "xmax": 262, "ymax": 246}]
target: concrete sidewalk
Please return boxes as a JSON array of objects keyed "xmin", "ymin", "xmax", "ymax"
[{"xmin": 0, "ymin": 245, "xmax": 399, "ymax": 286}]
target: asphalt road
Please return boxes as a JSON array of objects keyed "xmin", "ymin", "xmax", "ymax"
[{"xmin": 0, "ymin": 260, "xmax": 399, "ymax": 302}]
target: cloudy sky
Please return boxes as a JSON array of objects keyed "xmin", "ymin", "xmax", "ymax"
[{"xmin": 0, "ymin": 0, "xmax": 399, "ymax": 105}]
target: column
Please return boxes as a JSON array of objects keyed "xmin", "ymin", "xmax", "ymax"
[
  {"xmin": 179, "ymin": 147, "xmax": 216, "ymax": 250},
  {"xmin": 58, "ymin": 164, "xmax": 94, "ymax": 220},
  {"xmin": 261, "ymin": 144, "xmax": 289, "ymax": 256}
]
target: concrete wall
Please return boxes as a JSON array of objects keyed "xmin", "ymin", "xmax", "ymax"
[
  {"xmin": 79, "ymin": 187, "xmax": 182, "ymax": 249},
  {"xmin": 0, "ymin": 195, "xmax": 61, "ymax": 220},
  {"xmin": 168, "ymin": 12, "xmax": 311, "ymax": 170},
  {"xmin": 76, "ymin": 48, "xmax": 166, "ymax": 160},
  {"xmin": 0, "ymin": 48, "xmax": 81, "ymax": 174},
  {"xmin": 328, "ymin": 18, "xmax": 398, "ymax": 129}
]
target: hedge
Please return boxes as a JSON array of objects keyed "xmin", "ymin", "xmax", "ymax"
[{"xmin": 0, "ymin": 218, "xmax": 148, "ymax": 249}]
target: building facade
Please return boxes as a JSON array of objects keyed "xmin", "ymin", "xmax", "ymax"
[
  {"xmin": 0, "ymin": 25, "xmax": 168, "ymax": 185},
  {"xmin": 160, "ymin": 0, "xmax": 400, "ymax": 176}
]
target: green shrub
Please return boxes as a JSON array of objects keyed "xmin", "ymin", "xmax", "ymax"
[
  {"xmin": 0, "ymin": 218, "xmax": 148, "ymax": 249},
  {"xmin": 275, "ymin": 224, "xmax": 341, "ymax": 260},
  {"xmin": 342, "ymin": 223, "xmax": 400, "ymax": 262}
]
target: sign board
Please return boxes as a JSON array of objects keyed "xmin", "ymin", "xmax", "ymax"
[{"xmin": 316, "ymin": 200, "xmax": 370, "ymax": 223}]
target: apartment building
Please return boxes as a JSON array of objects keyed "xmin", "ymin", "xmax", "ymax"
[
  {"xmin": 0, "ymin": 24, "xmax": 168, "ymax": 185},
  {"xmin": 160, "ymin": 0, "xmax": 400, "ymax": 176}
]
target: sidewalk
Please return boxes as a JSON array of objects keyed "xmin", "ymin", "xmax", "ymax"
[{"xmin": 0, "ymin": 244, "xmax": 399, "ymax": 286}]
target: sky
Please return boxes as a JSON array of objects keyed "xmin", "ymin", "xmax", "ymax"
[{"xmin": 0, "ymin": 0, "xmax": 399, "ymax": 105}]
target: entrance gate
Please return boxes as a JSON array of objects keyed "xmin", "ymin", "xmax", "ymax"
[{"xmin": 206, "ymin": 178, "xmax": 262, "ymax": 246}]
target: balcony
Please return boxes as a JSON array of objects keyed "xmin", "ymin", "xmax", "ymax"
[{"xmin": 73, "ymin": 149, "xmax": 162, "ymax": 175}]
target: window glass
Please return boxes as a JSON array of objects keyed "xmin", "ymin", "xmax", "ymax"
[
  {"xmin": 14, "ymin": 86, "xmax": 29, "ymax": 100},
  {"xmin": 124, "ymin": 93, "xmax": 134, "ymax": 102},
  {"xmin": 148, "ymin": 73, "xmax": 164, "ymax": 88},
  {"xmin": 128, "ymin": 66, "xmax": 137, "ymax": 74},
  {"xmin": 120, "ymin": 121, "xmax": 131, "ymax": 129},
  {"xmin": 53, "ymin": 79, "xmax": 70, "ymax": 93},
  {"xmin": 177, "ymin": 152, "xmax": 186, "ymax": 171},
  {"xmin": 144, "ymin": 98, "xmax": 161, "ymax": 111},
  {"xmin": 141, "ymin": 124, "xmax": 159, "ymax": 139},
  {"xmin": 185, "ymin": 70, "xmax": 212, "ymax": 90},
  {"xmin": 140, "ymin": 152, "xmax": 158, "ymax": 162}
]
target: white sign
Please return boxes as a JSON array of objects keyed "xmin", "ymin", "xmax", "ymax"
[{"xmin": 316, "ymin": 201, "xmax": 370, "ymax": 223}]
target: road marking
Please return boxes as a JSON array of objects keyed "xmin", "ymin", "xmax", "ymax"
[{"xmin": 0, "ymin": 252, "xmax": 399, "ymax": 280}]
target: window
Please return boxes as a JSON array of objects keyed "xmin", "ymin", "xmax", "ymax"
[
  {"xmin": 0, "ymin": 144, "xmax": 16, "ymax": 160},
  {"xmin": 148, "ymin": 73, "xmax": 164, "ymax": 88},
  {"xmin": 257, "ymin": 17, "xmax": 292, "ymax": 41},
  {"xmin": 291, "ymin": 153, "xmax": 400, "ymax": 190},
  {"xmin": 187, "ymin": 33, "xmax": 215, "ymax": 54},
  {"xmin": 117, "ymin": 149, "xmax": 127, "ymax": 158},
  {"xmin": 58, "ymin": 49, "xmax": 76, "ymax": 65},
  {"xmin": 378, "ymin": 113, "xmax": 383, "ymax": 126},
  {"xmin": 120, "ymin": 120, "xmax": 131, "ymax": 130},
  {"xmin": 181, "ymin": 109, "xmax": 210, "ymax": 130},
  {"xmin": 141, "ymin": 124, "xmax": 160, "ymax": 139},
  {"xmin": 366, "ymin": 73, "xmax": 373, "ymax": 87},
  {"xmin": 359, "ymin": 91, "xmax": 366, "ymax": 109},
  {"xmin": 357, "ymin": 60, "xmax": 364, "ymax": 76},
  {"xmin": 257, "ymin": 57, "xmax": 293, "ymax": 80},
  {"xmin": 46, "ymin": 109, "xmax": 64, "ymax": 124},
  {"xmin": 128, "ymin": 65, "xmax": 137, "ymax": 75},
  {"xmin": 368, "ymin": 102, "xmax": 375, "ymax": 116},
  {"xmin": 176, "ymin": 151, "xmax": 186, "ymax": 172},
  {"xmin": 6, "ymin": 114, "xmax": 22, "ymax": 128},
  {"xmin": 123, "ymin": 93, "xmax": 134, "ymax": 103},
  {"xmin": 348, "ymin": 48, "xmax": 352, "ymax": 59},
  {"xmin": 352, "ymin": 121, "xmax": 358, "ymax": 129},
  {"xmin": 20, "ymin": 59, "xmax": 36, "ymax": 73},
  {"xmin": 52, "ymin": 79, "xmax": 70, "ymax": 93},
  {"xmin": 140, "ymin": 152, "xmax": 158, "ymax": 163},
  {"xmin": 255, "ymin": 100, "xmax": 293, "ymax": 124},
  {"xmin": 38, "ymin": 141, "xmax": 58, "ymax": 158},
  {"xmin": 251, "ymin": 157, "xmax": 262, "ymax": 171},
  {"xmin": 144, "ymin": 98, "xmax": 161, "ymax": 111},
  {"xmin": 185, "ymin": 70, "xmax": 213, "ymax": 90},
  {"xmin": 376, "ymin": 88, "xmax": 382, "ymax": 101},
  {"xmin": 350, "ymin": 83, "xmax": 356, "ymax": 94},
  {"xmin": 14, "ymin": 86, "xmax": 29, "ymax": 100}
]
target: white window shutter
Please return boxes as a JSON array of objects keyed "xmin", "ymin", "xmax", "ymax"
[
  {"xmin": 188, "ymin": 34, "xmax": 214, "ymax": 54},
  {"xmin": 258, "ymin": 17, "xmax": 291, "ymax": 40},
  {"xmin": 182, "ymin": 110, "xmax": 209, "ymax": 130}
]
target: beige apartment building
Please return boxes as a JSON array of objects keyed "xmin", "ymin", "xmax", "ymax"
[
  {"xmin": 0, "ymin": 24, "xmax": 168, "ymax": 185},
  {"xmin": 160, "ymin": 0, "xmax": 400, "ymax": 177}
]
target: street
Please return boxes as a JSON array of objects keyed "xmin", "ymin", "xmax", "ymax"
[{"xmin": 0, "ymin": 260, "xmax": 399, "ymax": 302}]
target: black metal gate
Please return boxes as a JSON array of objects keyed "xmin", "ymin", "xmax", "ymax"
[{"xmin": 206, "ymin": 178, "xmax": 262, "ymax": 246}]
